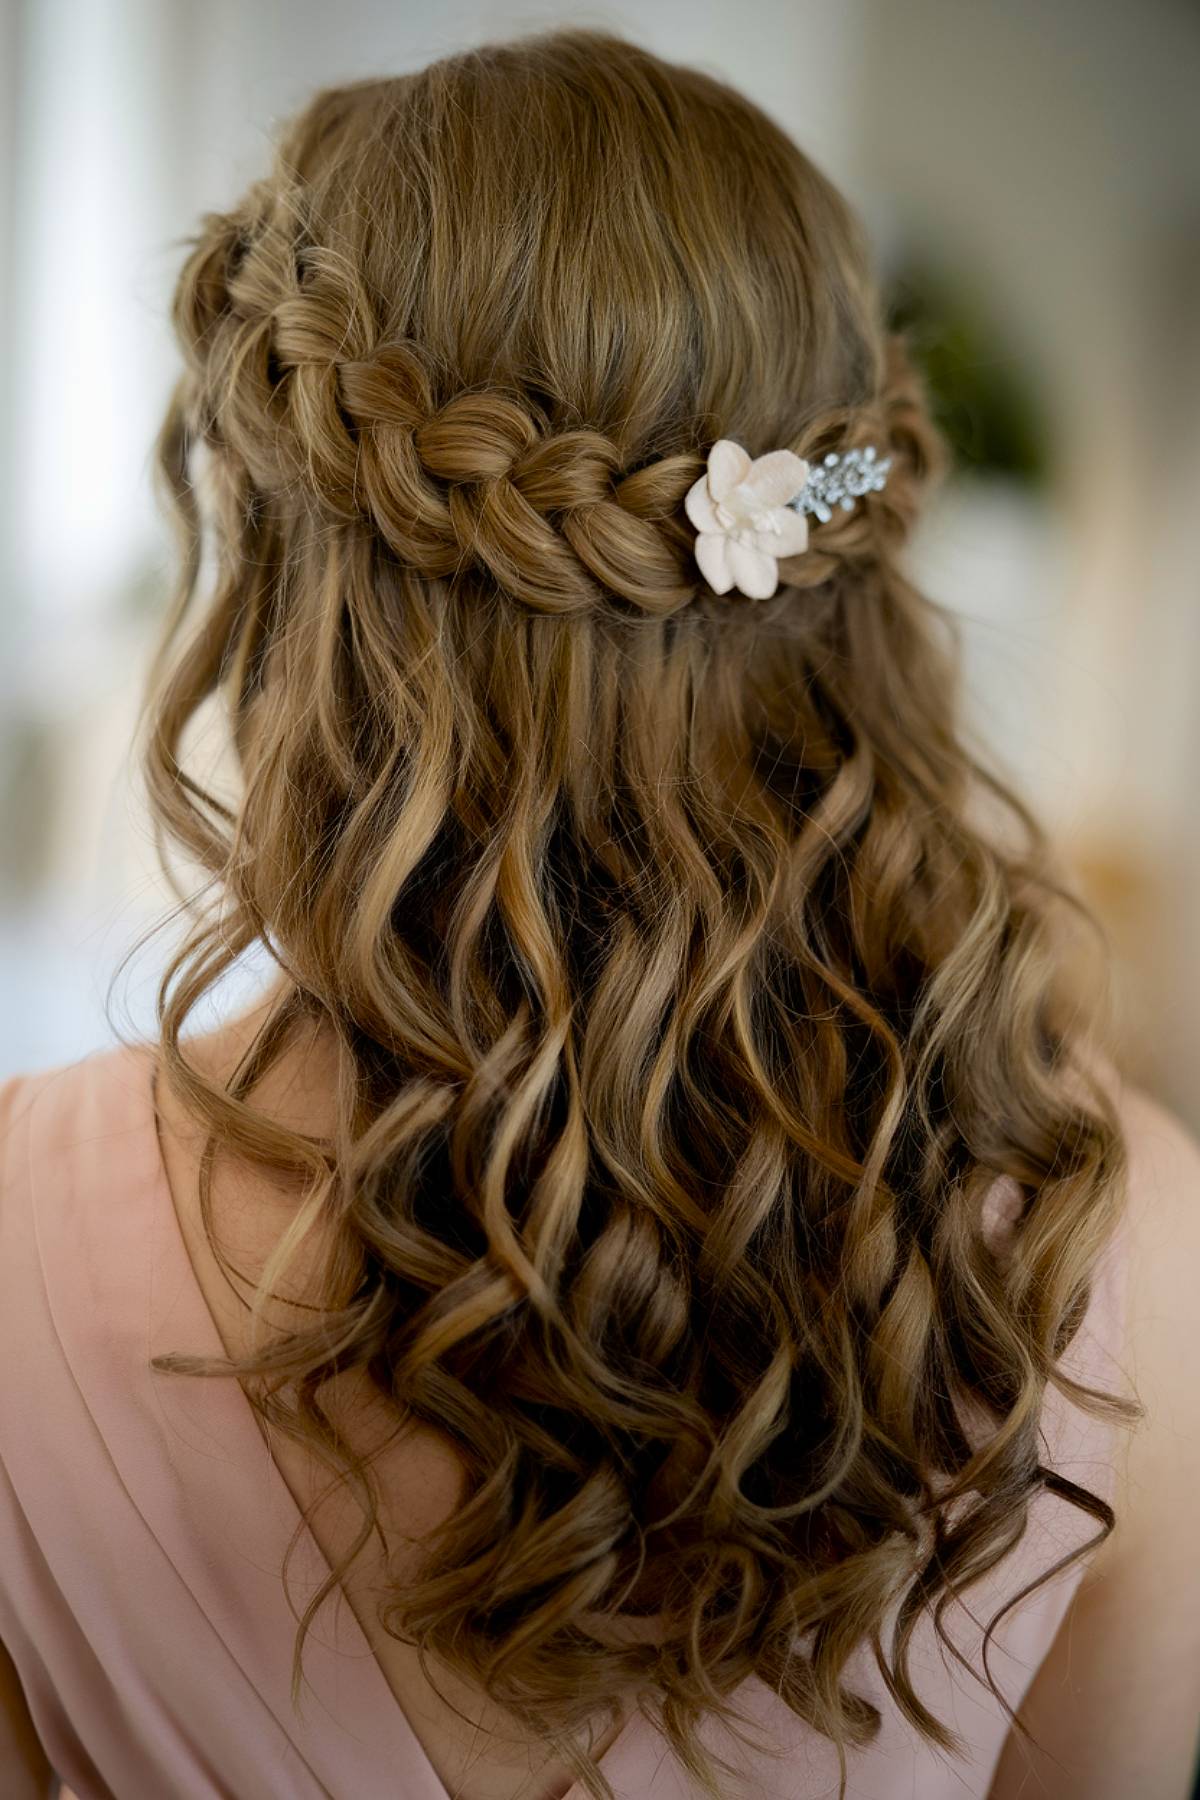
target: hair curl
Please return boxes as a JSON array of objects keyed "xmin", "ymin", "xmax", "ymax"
[{"xmin": 140, "ymin": 29, "xmax": 1139, "ymax": 1800}]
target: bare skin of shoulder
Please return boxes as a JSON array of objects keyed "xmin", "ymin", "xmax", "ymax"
[{"xmin": 988, "ymin": 1085, "xmax": 1200, "ymax": 1800}]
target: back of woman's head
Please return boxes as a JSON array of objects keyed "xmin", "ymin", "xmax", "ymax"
[{"xmin": 145, "ymin": 29, "xmax": 1134, "ymax": 1800}]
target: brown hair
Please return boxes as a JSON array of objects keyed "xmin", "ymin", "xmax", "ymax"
[{"xmin": 142, "ymin": 29, "xmax": 1138, "ymax": 1799}]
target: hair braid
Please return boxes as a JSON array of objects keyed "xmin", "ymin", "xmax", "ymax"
[{"xmin": 175, "ymin": 189, "xmax": 932, "ymax": 619}]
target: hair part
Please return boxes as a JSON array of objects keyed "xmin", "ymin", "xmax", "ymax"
[{"xmin": 139, "ymin": 28, "xmax": 1139, "ymax": 1800}]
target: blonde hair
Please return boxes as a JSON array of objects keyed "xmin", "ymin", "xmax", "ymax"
[{"xmin": 143, "ymin": 29, "xmax": 1138, "ymax": 1799}]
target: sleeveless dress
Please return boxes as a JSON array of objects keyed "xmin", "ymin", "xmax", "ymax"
[{"xmin": 0, "ymin": 1043, "xmax": 1132, "ymax": 1800}]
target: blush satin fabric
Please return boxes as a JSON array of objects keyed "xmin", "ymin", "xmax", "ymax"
[{"xmin": 0, "ymin": 1045, "xmax": 1131, "ymax": 1800}]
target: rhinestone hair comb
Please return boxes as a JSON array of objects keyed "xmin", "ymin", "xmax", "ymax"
[{"xmin": 789, "ymin": 445, "xmax": 892, "ymax": 524}]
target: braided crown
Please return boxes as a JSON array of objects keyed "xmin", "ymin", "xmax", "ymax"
[{"xmin": 178, "ymin": 206, "xmax": 899, "ymax": 618}]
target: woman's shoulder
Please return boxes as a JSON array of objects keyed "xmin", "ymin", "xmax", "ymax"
[
  {"xmin": 0, "ymin": 1041, "xmax": 155, "ymax": 1203},
  {"xmin": 1099, "ymin": 1078, "xmax": 1200, "ymax": 1549},
  {"xmin": 0, "ymin": 1054, "xmax": 76, "ymax": 1196},
  {"xmin": 988, "ymin": 1081, "xmax": 1200, "ymax": 1796},
  {"xmin": 1070, "ymin": 1056, "xmax": 1200, "ymax": 1525}
]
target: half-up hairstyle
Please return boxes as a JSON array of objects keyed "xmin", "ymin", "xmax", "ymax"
[{"xmin": 142, "ymin": 28, "xmax": 1139, "ymax": 1800}]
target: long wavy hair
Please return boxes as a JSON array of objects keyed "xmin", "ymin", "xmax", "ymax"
[{"xmin": 141, "ymin": 29, "xmax": 1140, "ymax": 1800}]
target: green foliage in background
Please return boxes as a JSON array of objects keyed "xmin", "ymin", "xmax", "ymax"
[{"xmin": 883, "ymin": 253, "xmax": 1050, "ymax": 487}]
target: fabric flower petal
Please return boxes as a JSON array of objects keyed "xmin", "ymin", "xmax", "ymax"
[
  {"xmin": 761, "ymin": 507, "xmax": 810, "ymax": 559},
  {"xmin": 706, "ymin": 439, "xmax": 753, "ymax": 504},
  {"xmin": 726, "ymin": 537, "xmax": 779, "ymax": 600},
  {"xmin": 739, "ymin": 450, "xmax": 809, "ymax": 510},
  {"xmin": 684, "ymin": 474, "xmax": 722, "ymax": 534},
  {"xmin": 715, "ymin": 487, "xmax": 758, "ymax": 530},
  {"xmin": 695, "ymin": 531, "xmax": 735, "ymax": 594}
]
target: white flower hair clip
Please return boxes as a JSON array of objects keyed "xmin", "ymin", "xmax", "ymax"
[{"xmin": 685, "ymin": 440, "xmax": 892, "ymax": 600}]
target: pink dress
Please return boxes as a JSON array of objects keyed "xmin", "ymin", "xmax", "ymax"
[{"xmin": 0, "ymin": 1044, "xmax": 1131, "ymax": 1799}]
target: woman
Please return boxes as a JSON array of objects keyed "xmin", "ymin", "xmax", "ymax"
[{"xmin": 2, "ymin": 28, "xmax": 1199, "ymax": 1800}]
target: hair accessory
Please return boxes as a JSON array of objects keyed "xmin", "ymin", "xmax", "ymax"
[
  {"xmin": 685, "ymin": 441, "xmax": 811, "ymax": 600},
  {"xmin": 789, "ymin": 444, "xmax": 892, "ymax": 525},
  {"xmin": 687, "ymin": 439, "xmax": 892, "ymax": 599}
]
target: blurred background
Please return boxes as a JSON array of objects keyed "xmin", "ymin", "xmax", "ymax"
[{"xmin": 1, "ymin": 0, "xmax": 1198, "ymax": 1130}]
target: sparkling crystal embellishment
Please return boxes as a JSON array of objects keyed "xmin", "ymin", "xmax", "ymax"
[{"xmin": 788, "ymin": 445, "xmax": 892, "ymax": 524}]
